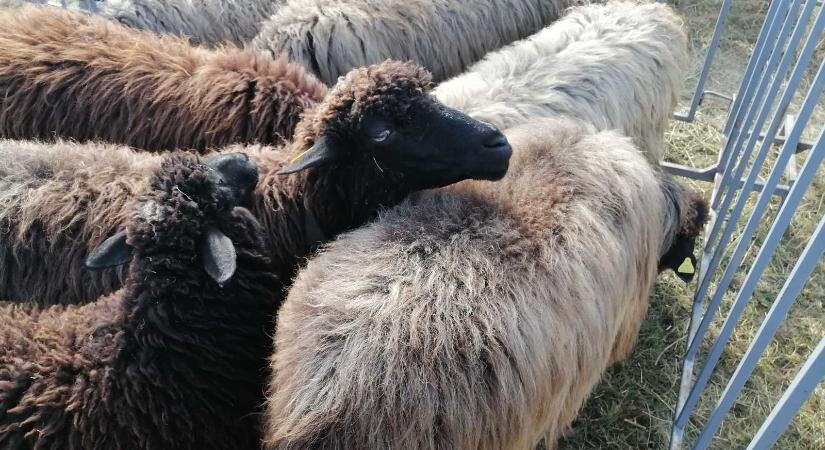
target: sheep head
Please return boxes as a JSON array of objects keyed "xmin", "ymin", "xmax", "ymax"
[
  {"xmin": 85, "ymin": 152, "xmax": 260, "ymax": 286},
  {"xmin": 659, "ymin": 189, "xmax": 710, "ymax": 282},
  {"xmin": 279, "ymin": 60, "xmax": 512, "ymax": 190}
]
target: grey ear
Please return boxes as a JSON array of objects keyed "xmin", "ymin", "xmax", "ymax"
[
  {"xmin": 277, "ymin": 136, "xmax": 337, "ymax": 175},
  {"xmin": 85, "ymin": 230, "xmax": 133, "ymax": 270},
  {"xmin": 201, "ymin": 227, "xmax": 237, "ymax": 285}
]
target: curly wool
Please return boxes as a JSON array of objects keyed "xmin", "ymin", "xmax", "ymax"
[
  {"xmin": 0, "ymin": 153, "xmax": 280, "ymax": 449},
  {"xmin": 253, "ymin": 0, "xmax": 586, "ymax": 85},
  {"xmin": 434, "ymin": 1, "xmax": 689, "ymax": 162},
  {"xmin": 0, "ymin": 6, "xmax": 326, "ymax": 152},
  {"xmin": 264, "ymin": 118, "xmax": 708, "ymax": 450}
]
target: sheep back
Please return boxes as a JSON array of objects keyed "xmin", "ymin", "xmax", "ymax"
[
  {"xmin": 253, "ymin": 0, "xmax": 586, "ymax": 85},
  {"xmin": 434, "ymin": 1, "xmax": 688, "ymax": 162},
  {"xmin": 101, "ymin": 0, "xmax": 281, "ymax": 46},
  {"xmin": 0, "ymin": 6, "xmax": 326, "ymax": 152}
]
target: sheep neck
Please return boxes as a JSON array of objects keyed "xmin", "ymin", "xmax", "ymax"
[{"xmin": 114, "ymin": 231, "xmax": 279, "ymax": 374}]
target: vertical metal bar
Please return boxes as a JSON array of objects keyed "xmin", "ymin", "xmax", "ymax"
[
  {"xmin": 684, "ymin": 20, "xmax": 825, "ymax": 367},
  {"xmin": 746, "ymin": 338, "xmax": 825, "ymax": 450},
  {"xmin": 712, "ymin": 0, "xmax": 806, "ymax": 214},
  {"xmin": 713, "ymin": 0, "xmax": 791, "ymax": 205},
  {"xmin": 693, "ymin": 213, "xmax": 825, "ymax": 449},
  {"xmin": 722, "ymin": 0, "xmax": 784, "ymax": 137},
  {"xmin": 674, "ymin": 0, "xmax": 734, "ymax": 122},
  {"xmin": 673, "ymin": 120, "xmax": 825, "ymax": 445}
]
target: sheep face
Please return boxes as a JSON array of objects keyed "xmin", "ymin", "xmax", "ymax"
[
  {"xmin": 280, "ymin": 60, "xmax": 512, "ymax": 189},
  {"xmin": 659, "ymin": 191, "xmax": 710, "ymax": 282},
  {"xmin": 86, "ymin": 153, "xmax": 260, "ymax": 285}
]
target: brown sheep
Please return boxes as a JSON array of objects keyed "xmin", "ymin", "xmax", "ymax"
[
  {"xmin": 0, "ymin": 152, "xmax": 283, "ymax": 449},
  {"xmin": 263, "ymin": 118, "xmax": 709, "ymax": 450},
  {"xmin": 0, "ymin": 60, "xmax": 512, "ymax": 306},
  {"xmin": 0, "ymin": 6, "xmax": 326, "ymax": 152}
]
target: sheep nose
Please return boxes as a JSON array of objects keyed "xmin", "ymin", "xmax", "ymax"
[
  {"xmin": 483, "ymin": 131, "xmax": 510, "ymax": 150},
  {"xmin": 205, "ymin": 153, "xmax": 260, "ymax": 200}
]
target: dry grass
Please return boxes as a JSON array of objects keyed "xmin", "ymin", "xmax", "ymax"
[{"xmin": 562, "ymin": 1, "xmax": 824, "ymax": 448}]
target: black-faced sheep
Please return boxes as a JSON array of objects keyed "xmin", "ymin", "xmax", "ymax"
[
  {"xmin": 252, "ymin": 0, "xmax": 586, "ymax": 85},
  {"xmin": 433, "ymin": 1, "xmax": 689, "ymax": 162},
  {"xmin": 0, "ymin": 60, "xmax": 512, "ymax": 307},
  {"xmin": 0, "ymin": 6, "xmax": 326, "ymax": 152},
  {"xmin": 100, "ymin": 0, "xmax": 280, "ymax": 46},
  {"xmin": 0, "ymin": 152, "xmax": 281, "ymax": 450},
  {"xmin": 263, "ymin": 117, "xmax": 709, "ymax": 450}
]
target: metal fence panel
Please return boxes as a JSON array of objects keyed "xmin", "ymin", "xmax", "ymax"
[{"xmin": 668, "ymin": 0, "xmax": 825, "ymax": 448}]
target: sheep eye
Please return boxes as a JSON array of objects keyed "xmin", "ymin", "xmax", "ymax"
[{"xmin": 369, "ymin": 128, "xmax": 392, "ymax": 144}]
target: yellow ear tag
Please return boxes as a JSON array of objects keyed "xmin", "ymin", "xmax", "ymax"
[
  {"xmin": 677, "ymin": 257, "xmax": 695, "ymax": 275},
  {"xmin": 290, "ymin": 149, "xmax": 310, "ymax": 164}
]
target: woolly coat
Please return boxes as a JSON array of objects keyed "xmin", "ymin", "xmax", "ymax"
[
  {"xmin": 0, "ymin": 153, "xmax": 281, "ymax": 449},
  {"xmin": 264, "ymin": 118, "xmax": 704, "ymax": 450},
  {"xmin": 101, "ymin": 0, "xmax": 281, "ymax": 46},
  {"xmin": 253, "ymin": 0, "xmax": 586, "ymax": 85},
  {"xmin": 434, "ymin": 1, "xmax": 688, "ymax": 162},
  {"xmin": 0, "ymin": 6, "xmax": 326, "ymax": 152},
  {"xmin": 0, "ymin": 60, "xmax": 495, "ymax": 306}
]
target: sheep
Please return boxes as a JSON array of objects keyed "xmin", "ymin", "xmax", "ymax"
[
  {"xmin": 0, "ymin": 151, "xmax": 284, "ymax": 449},
  {"xmin": 99, "ymin": 0, "xmax": 280, "ymax": 47},
  {"xmin": 252, "ymin": 0, "xmax": 586, "ymax": 85},
  {"xmin": 433, "ymin": 1, "xmax": 689, "ymax": 162},
  {"xmin": 0, "ymin": 6, "xmax": 327, "ymax": 152},
  {"xmin": 0, "ymin": 60, "xmax": 512, "ymax": 307},
  {"xmin": 263, "ymin": 117, "xmax": 709, "ymax": 450}
]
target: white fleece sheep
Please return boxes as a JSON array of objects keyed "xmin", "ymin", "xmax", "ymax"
[
  {"xmin": 263, "ymin": 117, "xmax": 709, "ymax": 450},
  {"xmin": 434, "ymin": 1, "xmax": 689, "ymax": 162},
  {"xmin": 252, "ymin": 0, "xmax": 586, "ymax": 85}
]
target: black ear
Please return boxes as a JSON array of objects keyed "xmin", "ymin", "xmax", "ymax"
[
  {"xmin": 85, "ymin": 230, "xmax": 134, "ymax": 270},
  {"xmin": 201, "ymin": 227, "xmax": 237, "ymax": 285},
  {"xmin": 277, "ymin": 136, "xmax": 337, "ymax": 175}
]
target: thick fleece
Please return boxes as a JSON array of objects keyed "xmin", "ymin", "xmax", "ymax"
[
  {"xmin": 434, "ymin": 1, "xmax": 689, "ymax": 162},
  {"xmin": 0, "ymin": 6, "xmax": 326, "ymax": 152},
  {"xmin": 253, "ymin": 0, "xmax": 586, "ymax": 85},
  {"xmin": 264, "ymin": 118, "xmax": 709, "ymax": 450},
  {"xmin": 0, "ymin": 153, "xmax": 280, "ymax": 449},
  {"xmin": 0, "ymin": 60, "xmax": 509, "ymax": 306}
]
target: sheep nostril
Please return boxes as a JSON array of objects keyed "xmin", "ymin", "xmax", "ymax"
[{"xmin": 483, "ymin": 132, "xmax": 510, "ymax": 150}]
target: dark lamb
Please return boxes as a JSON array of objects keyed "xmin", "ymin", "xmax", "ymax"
[{"xmin": 0, "ymin": 152, "xmax": 280, "ymax": 449}]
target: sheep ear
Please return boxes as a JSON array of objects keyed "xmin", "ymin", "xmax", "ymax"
[
  {"xmin": 201, "ymin": 227, "xmax": 237, "ymax": 285},
  {"xmin": 277, "ymin": 136, "xmax": 337, "ymax": 175},
  {"xmin": 85, "ymin": 230, "xmax": 133, "ymax": 270}
]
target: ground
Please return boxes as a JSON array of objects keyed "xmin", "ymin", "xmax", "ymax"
[
  {"xmin": 561, "ymin": 1, "xmax": 825, "ymax": 449},
  {"xmin": 0, "ymin": 0, "xmax": 822, "ymax": 448}
]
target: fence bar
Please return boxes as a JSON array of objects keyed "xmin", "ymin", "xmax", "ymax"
[
  {"xmin": 746, "ymin": 338, "xmax": 825, "ymax": 450},
  {"xmin": 713, "ymin": 0, "xmax": 790, "ymax": 200},
  {"xmin": 711, "ymin": 0, "xmax": 810, "ymax": 214},
  {"xmin": 673, "ymin": 0, "xmax": 734, "ymax": 122},
  {"xmin": 682, "ymin": 28, "xmax": 825, "ymax": 373},
  {"xmin": 692, "ymin": 211, "xmax": 825, "ymax": 449},
  {"xmin": 721, "ymin": 0, "xmax": 784, "ymax": 136},
  {"xmin": 672, "ymin": 116, "xmax": 825, "ymax": 442}
]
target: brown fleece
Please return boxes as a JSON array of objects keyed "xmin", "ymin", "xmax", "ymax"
[
  {"xmin": 0, "ymin": 6, "xmax": 327, "ymax": 152},
  {"xmin": 0, "ymin": 61, "xmax": 473, "ymax": 306}
]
